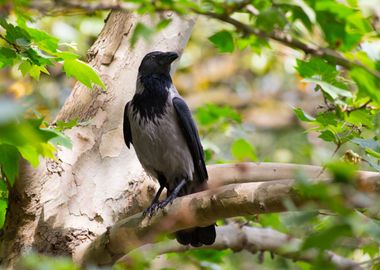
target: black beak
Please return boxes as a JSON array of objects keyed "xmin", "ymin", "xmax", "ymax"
[{"xmin": 159, "ymin": 52, "xmax": 179, "ymax": 65}]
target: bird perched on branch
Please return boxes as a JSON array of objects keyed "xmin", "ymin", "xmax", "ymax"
[{"xmin": 123, "ymin": 51, "xmax": 216, "ymax": 247}]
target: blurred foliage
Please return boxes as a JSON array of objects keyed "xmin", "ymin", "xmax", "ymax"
[{"xmin": 1, "ymin": 0, "xmax": 380, "ymax": 269}]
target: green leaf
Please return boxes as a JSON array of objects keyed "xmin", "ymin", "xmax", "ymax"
[
  {"xmin": 19, "ymin": 61, "xmax": 32, "ymax": 76},
  {"xmin": 0, "ymin": 144, "xmax": 19, "ymax": 186},
  {"xmin": 256, "ymin": 7, "xmax": 287, "ymax": 32},
  {"xmin": 315, "ymin": 112, "xmax": 337, "ymax": 126},
  {"xmin": 44, "ymin": 129, "xmax": 72, "ymax": 149},
  {"xmin": 26, "ymin": 27, "xmax": 59, "ymax": 52},
  {"xmin": 20, "ymin": 254, "xmax": 80, "ymax": 270},
  {"xmin": 293, "ymin": 107, "xmax": 315, "ymax": 122},
  {"xmin": 231, "ymin": 138, "xmax": 257, "ymax": 162},
  {"xmin": 209, "ymin": 30, "xmax": 234, "ymax": 53},
  {"xmin": 195, "ymin": 104, "xmax": 241, "ymax": 126},
  {"xmin": 277, "ymin": 0, "xmax": 315, "ymax": 23},
  {"xmin": 0, "ymin": 20, "xmax": 31, "ymax": 46},
  {"xmin": 302, "ymin": 223, "xmax": 352, "ymax": 250},
  {"xmin": 296, "ymin": 58, "xmax": 338, "ymax": 82},
  {"xmin": 303, "ymin": 78, "xmax": 352, "ymax": 100},
  {"xmin": 350, "ymin": 68, "xmax": 380, "ymax": 104},
  {"xmin": 17, "ymin": 144, "xmax": 40, "ymax": 167},
  {"xmin": 362, "ymin": 243, "xmax": 379, "ymax": 258},
  {"xmin": 325, "ymin": 161, "xmax": 357, "ymax": 183},
  {"xmin": 0, "ymin": 47, "xmax": 17, "ymax": 68},
  {"xmin": 130, "ymin": 22, "xmax": 154, "ymax": 48},
  {"xmin": 318, "ymin": 130, "xmax": 336, "ymax": 142},
  {"xmin": 156, "ymin": 19, "xmax": 172, "ymax": 31},
  {"xmin": 0, "ymin": 199, "xmax": 7, "ymax": 229},
  {"xmin": 345, "ymin": 110, "xmax": 373, "ymax": 128},
  {"xmin": 56, "ymin": 51, "xmax": 79, "ymax": 61},
  {"xmin": 0, "ymin": 119, "xmax": 62, "ymax": 168},
  {"xmin": 366, "ymin": 148, "xmax": 380, "ymax": 159},
  {"xmin": 55, "ymin": 119, "xmax": 78, "ymax": 132},
  {"xmin": 185, "ymin": 249, "xmax": 231, "ymax": 263},
  {"xmin": 259, "ymin": 213, "xmax": 288, "ymax": 233},
  {"xmin": 63, "ymin": 59, "xmax": 105, "ymax": 90}
]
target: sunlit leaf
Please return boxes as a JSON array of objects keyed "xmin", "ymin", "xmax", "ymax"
[
  {"xmin": 303, "ymin": 78, "xmax": 352, "ymax": 99},
  {"xmin": 293, "ymin": 107, "xmax": 315, "ymax": 122},
  {"xmin": 231, "ymin": 138, "xmax": 257, "ymax": 162},
  {"xmin": 55, "ymin": 119, "xmax": 78, "ymax": 132},
  {"xmin": 63, "ymin": 59, "xmax": 105, "ymax": 90},
  {"xmin": 209, "ymin": 30, "xmax": 234, "ymax": 53}
]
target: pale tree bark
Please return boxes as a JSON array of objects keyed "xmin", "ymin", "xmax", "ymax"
[
  {"xmin": 82, "ymin": 163, "xmax": 380, "ymax": 265},
  {"xmin": 0, "ymin": 10, "xmax": 195, "ymax": 269}
]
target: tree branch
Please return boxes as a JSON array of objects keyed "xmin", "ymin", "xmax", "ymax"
[
  {"xmin": 30, "ymin": 0, "xmax": 125, "ymax": 15},
  {"xmin": 81, "ymin": 162, "xmax": 380, "ymax": 265},
  {"xmin": 118, "ymin": 224, "xmax": 362, "ymax": 270},
  {"xmin": 27, "ymin": 1, "xmax": 380, "ymax": 79},
  {"xmin": 200, "ymin": 12, "xmax": 380, "ymax": 80}
]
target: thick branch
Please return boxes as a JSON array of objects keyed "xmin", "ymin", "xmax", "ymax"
[
  {"xmin": 81, "ymin": 162, "xmax": 380, "ymax": 265},
  {"xmin": 119, "ymin": 224, "xmax": 362, "ymax": 270}
]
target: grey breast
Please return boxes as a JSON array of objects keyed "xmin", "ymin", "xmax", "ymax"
[{"xmin": 129, "ymin": 95, "xmax": 195, "ymax": 183}]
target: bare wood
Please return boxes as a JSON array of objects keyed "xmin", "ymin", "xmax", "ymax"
[
  {"xmin": 119, "ymin": 224, "xmax": 362, "ymax": 270},
  {"xmin": 207, "ymin": 162, "xmax": 380, "ymax": 189},
  {"xmin": 82, "ymin": 162, "xmax": 380, "ymax": 265}
]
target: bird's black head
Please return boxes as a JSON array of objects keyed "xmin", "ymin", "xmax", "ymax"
[{"xmin": 138, "ymin": 51, "xmax": 179, "ymax": 76}]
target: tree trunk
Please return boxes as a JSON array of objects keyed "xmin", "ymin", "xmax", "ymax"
[{"xmin": 0, "ymin": 10, "xmax": 195, "ymax": 269}]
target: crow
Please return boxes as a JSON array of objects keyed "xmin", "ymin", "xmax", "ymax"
[{"xmin": 123, "ymin": 51, "xmax": 216, "ymax": 247}]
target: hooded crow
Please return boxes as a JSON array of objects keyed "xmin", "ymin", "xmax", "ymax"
[{"xmin": 123, "ymin": 51, "xmax": 216, "ymax": 247}]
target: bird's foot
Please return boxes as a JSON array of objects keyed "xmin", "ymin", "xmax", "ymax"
[
  {"xmin": 143, "ymin": 202, "xmax": 159, "ymax": 218},
  {"xmin": 156, "ymin": 193, "xmax": 177, "ymax": 210}
]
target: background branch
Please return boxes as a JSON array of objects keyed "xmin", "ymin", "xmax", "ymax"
[
  {"xmin": 119, "ymin": 224, "xmax": 362, "ymax": 270},
  {"xmin": 201, "ymin": 12, "xmax": 380, "ymax": 80},
  {"xmin": 27, "ymin": 1, "xmax": 380, "ymax": 79}
]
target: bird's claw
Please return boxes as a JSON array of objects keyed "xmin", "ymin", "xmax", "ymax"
[
  {"xmin": 143, "ymin": 193, "xmax": 178, "ymax": 217},
  {"xmin": 143, "ymin": 203, "xmax": 159, "ymax": 218},
  {"xmin": 156, "ymin": 194, "xmax": 176, "ymax": 210}
]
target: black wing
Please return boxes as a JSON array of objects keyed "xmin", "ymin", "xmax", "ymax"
[
  {"xmin": 123, "ymin": 102, "xmax": 133, "ymax": 149},
  {"xmin": 173, "ymin": 97, "xmax": 208, "ymax": 183}
]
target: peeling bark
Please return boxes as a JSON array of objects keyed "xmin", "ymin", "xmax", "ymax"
[{"xmin": 0, "ymin": 10, "xmax": 195, "ymax": 269}]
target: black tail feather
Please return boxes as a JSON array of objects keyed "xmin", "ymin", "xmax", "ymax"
[{"xmin": 175, "ymin": 224, "xmax": 216, "ymax": 247}]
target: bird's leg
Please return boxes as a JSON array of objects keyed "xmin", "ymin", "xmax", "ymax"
[
  {"xmin": 157, "ymin": 179, "xmax": 187, "ymax": 210},
  {"xmin": 143, "ymin": 185, "xmax": 165, "ymax": 218}
]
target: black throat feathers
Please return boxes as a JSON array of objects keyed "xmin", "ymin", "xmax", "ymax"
[{"xmin": 131, "ymin": 73, "xmax": 171, "ymax": 123}]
